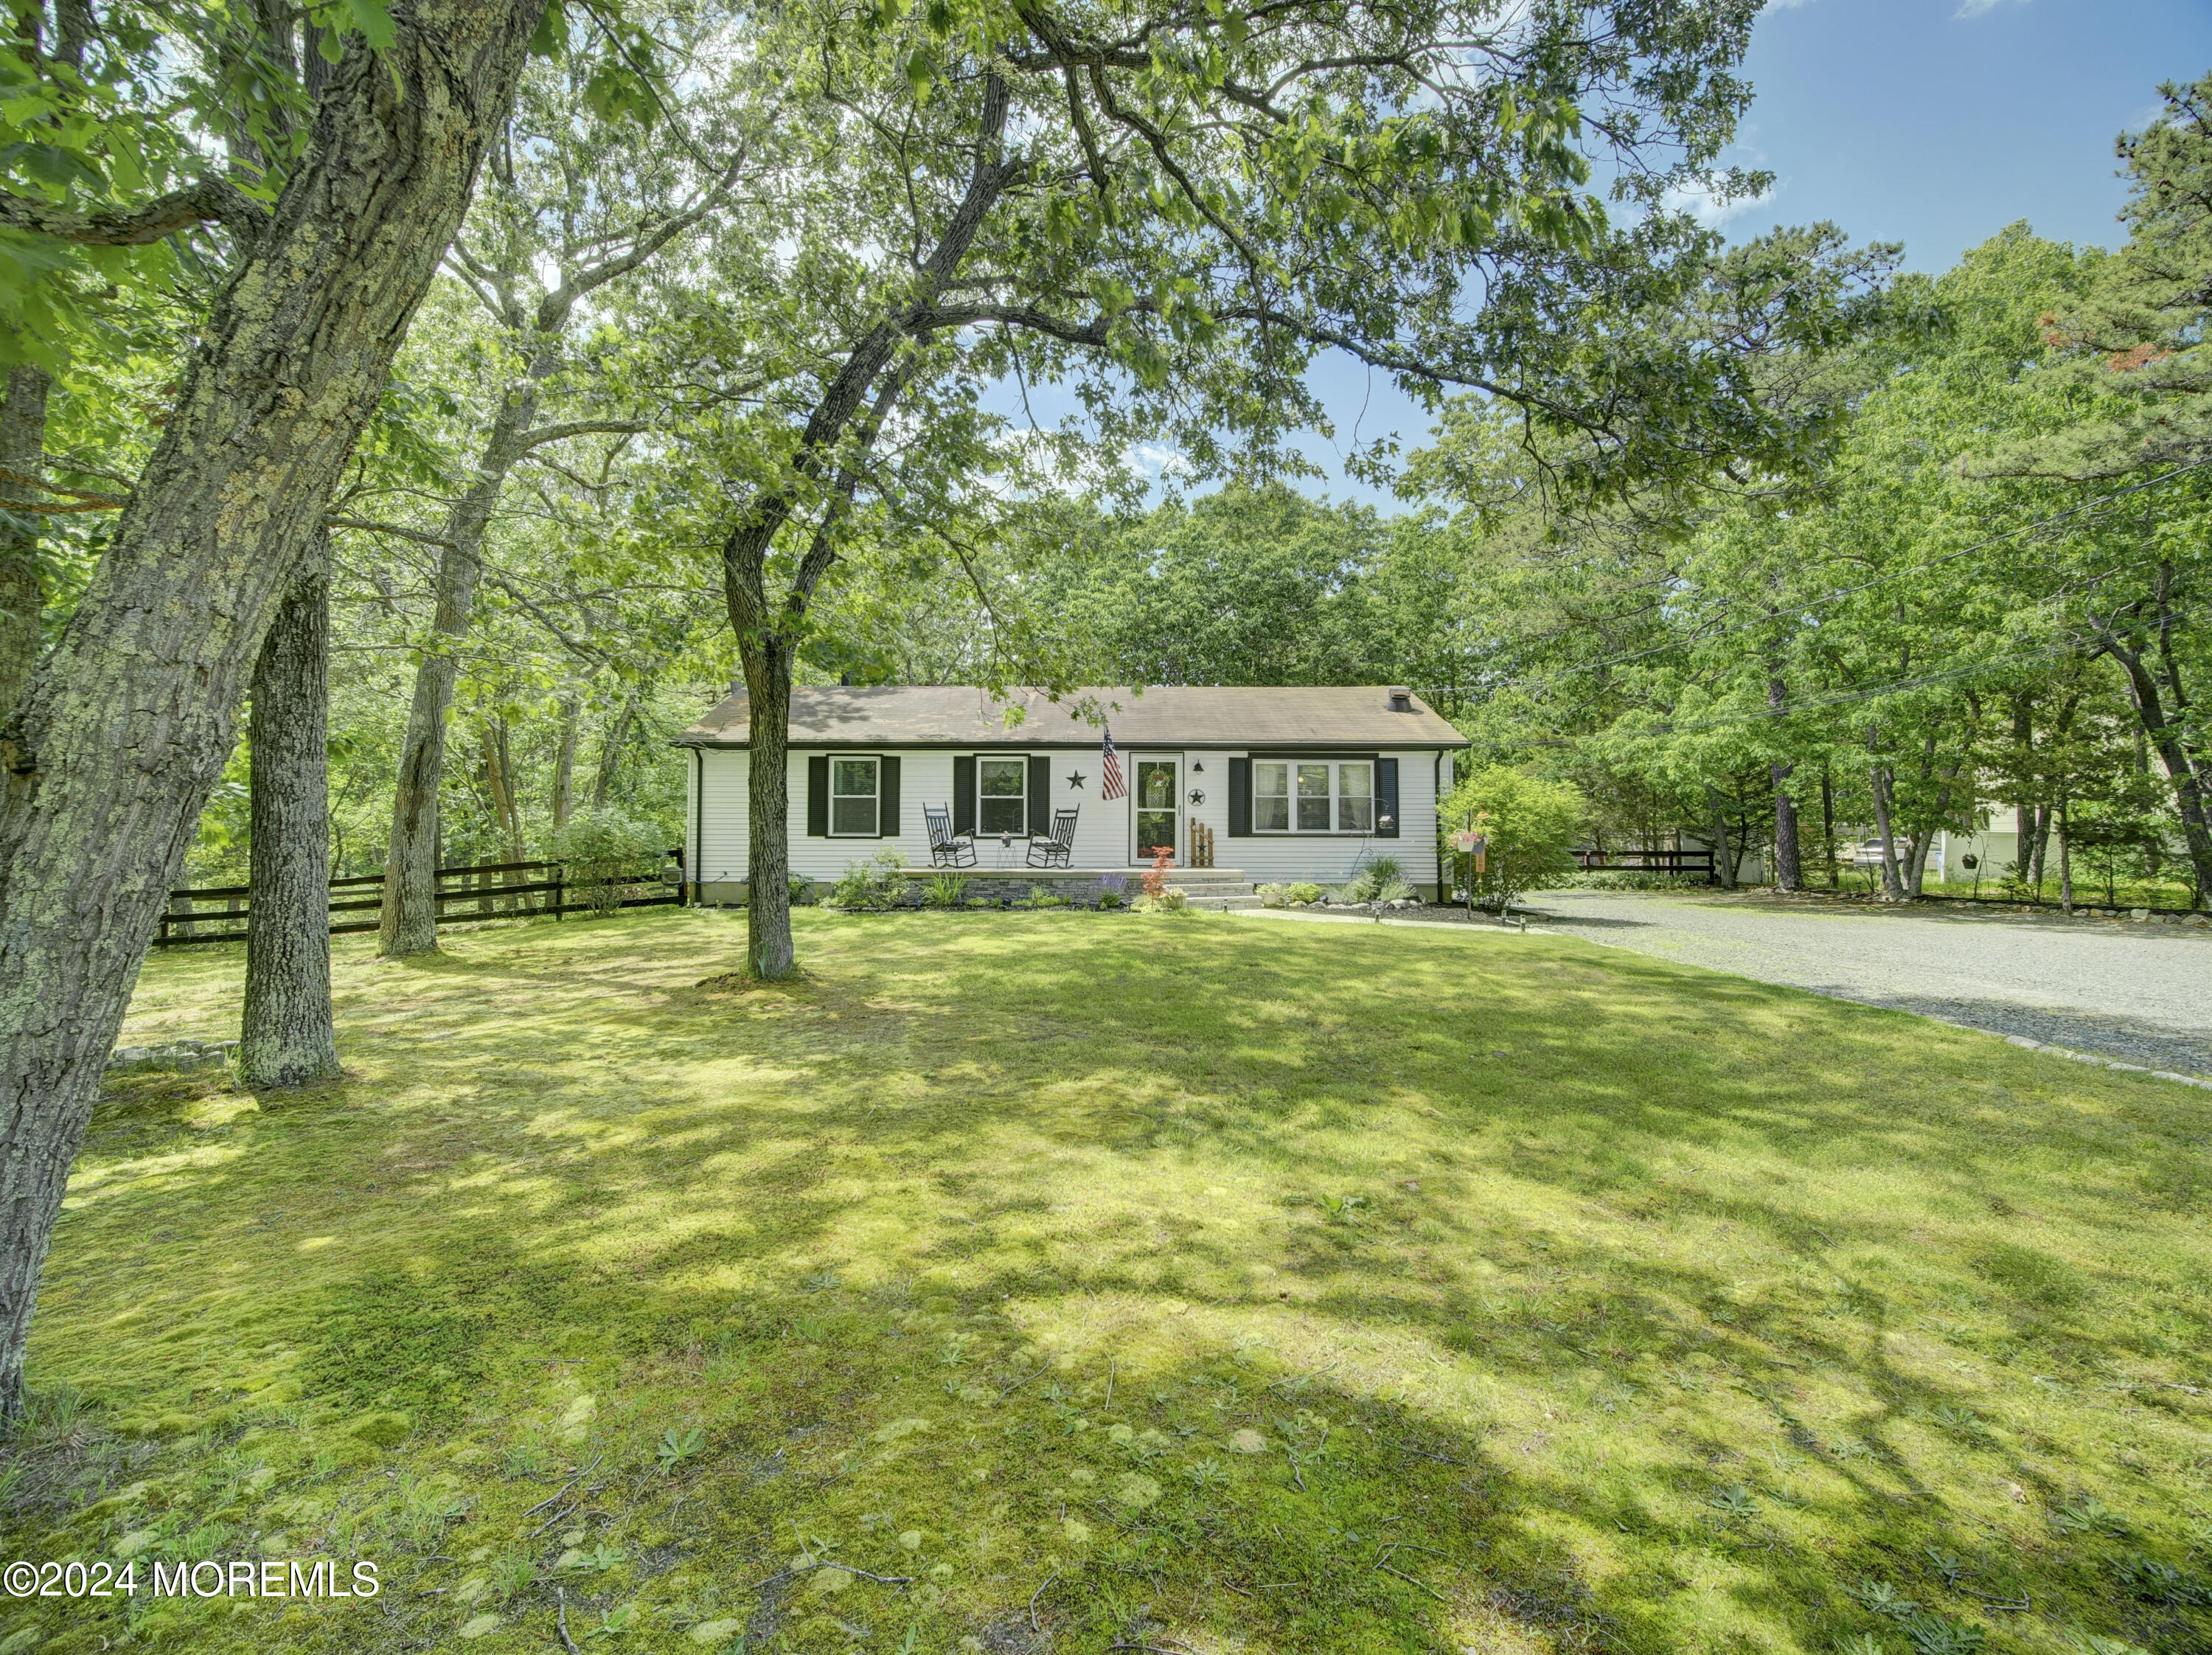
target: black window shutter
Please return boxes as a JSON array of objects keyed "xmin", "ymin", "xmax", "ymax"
[
  {"xmin": 953, "ymin": 755, "xmax": 975, "ymax": 836},
  {"xmin": 1376, "ymin": 757, "xmax": 1400, "ymax": 838},
  {"xmin": 1228, "ymin": 757, "xmax": 1251, "ymax": 836},
  {"xmin": 1027, "ymin": 755, "xmax": 1051, "ymax": 835},
  {"xmin": 877, "ymin": 755, "xmax": 900, "ymax": 838},
  {"xmin": 806, "ymin": 755, "xmax": 830, "ymax": 836}
]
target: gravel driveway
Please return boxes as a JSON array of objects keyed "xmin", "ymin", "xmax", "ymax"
[{"xmin": 1517, "ymin": 889, "xmax": 2212, "ymax": 1078}]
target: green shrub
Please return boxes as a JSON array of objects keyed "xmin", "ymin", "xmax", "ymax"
[
  {"xmin": 1025, "ymin": 884, "xmax": 1068, "ymax": 909},
  {"xmin": 1336, "ymin": 867, "xmax": 1407, "ymax": 907},
  {"xmin": 1444, "ymin": 766, "xmax": 1588, "ymax": 910},
  {"xmin": 1284, "ymin": 882, "xmax": 1324, "ymax": 906},
  {"xmin": 1344, "ymin": 863, "xmax": 1414, "ymax": 903},
  {"xmin": 922, "ymin": 872, "xmax": 969, "ymax": 908},
  {"xmin": 550, "ymin": 809, "xmax": 669, "ymax": 918},
  {"xmin": 830, "ymin": 851, "xmax": 908, "ymax": 911},
  {"xmin": 1096, "ymin": 889, "xmax": 1124, "ymax": 909},
  {"xmin": 1554, "ymin": 870, "xmax": 1705, "ymax": 892},
  {"xmin": 788, "ymin": 873, "xmax": 813, "ymax": 906}
]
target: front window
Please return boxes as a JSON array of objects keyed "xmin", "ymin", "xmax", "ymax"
[
  {"xmin": 1338, "ymin": 762, "xmax": 1373, "ymax": 831},
  {"xmin": 831, "ymin": 757, "xmax": 879, "ymax": 835},
  {"xmin": 1253, "ymin": 759, "xmax": 1374, "ymax": 833},
  {"xmin": 978, "ymin": 757, "xmax": 1026, "ymax": 835},
  {"xmin": 1253, "ymin": 762, "xmax": 1290, "ymax": 831},
  {"xmin": 1296, "ymin": 763, "xmax": 1330, "ymax": 830}
]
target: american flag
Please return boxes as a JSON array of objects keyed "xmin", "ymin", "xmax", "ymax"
[{"xmin": 1099, "ymin": 727, "xmax": 1126, "ymax": 801}]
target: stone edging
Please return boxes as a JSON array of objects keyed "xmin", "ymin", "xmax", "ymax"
[{"xmin": 1954, "ymin": 1027, "xmax": 2212, "ymax": 1092}]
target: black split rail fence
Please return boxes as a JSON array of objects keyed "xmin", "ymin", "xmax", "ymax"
[
  {"xmin": 153, "ymin": 850, "xmax": 686, "ymax": 949},
  {"xmin": 1573, "ymin": 847, "xmax": 1718, "ymax": 882}
]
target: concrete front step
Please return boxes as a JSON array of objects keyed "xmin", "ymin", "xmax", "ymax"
[{"xmin": 1178, "ymin": 881, "xmax": 1262, "ymax": 910}]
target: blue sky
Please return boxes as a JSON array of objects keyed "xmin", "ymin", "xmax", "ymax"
[{"xmin": 1090, "ymin": 0, "xmax": 2212, "ymax": 507}]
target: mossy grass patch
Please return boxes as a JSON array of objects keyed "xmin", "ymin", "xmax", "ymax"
[{"xmin": 3, "ymin": 908, "xmax": 2206, "ymax": 1653}]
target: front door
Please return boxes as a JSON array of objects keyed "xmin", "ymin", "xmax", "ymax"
[{"xmin": 1133, "ymin": 757, "xmax": 1179, "ymax": 862}]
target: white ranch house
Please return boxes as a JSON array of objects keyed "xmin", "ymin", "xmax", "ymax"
[{"xmin": 675, "ymin": 684, "xmax": 1464, "ymax": 904}]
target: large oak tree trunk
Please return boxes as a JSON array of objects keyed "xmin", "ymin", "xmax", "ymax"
[
  {"xmin": 240, "ymin": 535, "xmax": 340, "ymax": 1089},
  {"xmin": 0, "ymin": 367, "xmax": 49, "ymax": 715},
  {"xmin": 0, "ymin": 0, "xmax": 540, "ymax": 1412},
  {"xmin": 713, "ymin": 74, "xmax": 1009, "ymax": 979},
  {"xmin": 377, "ymin": 376, "xmax": 543, "ymax": 957},
  {"xmin": 741, "ymin": 642, "xmax": 794, "ymax": 977}
]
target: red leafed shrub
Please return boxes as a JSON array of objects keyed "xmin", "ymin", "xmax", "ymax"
[{"xmin": 1141, "ymin": 845, "xmax": 1173, "ymax": 900}]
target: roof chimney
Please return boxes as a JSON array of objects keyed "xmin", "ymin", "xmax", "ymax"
[{"xmin": 1386, "ymin": 686, "xmax": 1412, "ymax": 712}]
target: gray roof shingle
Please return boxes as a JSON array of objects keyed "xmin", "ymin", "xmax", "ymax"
[{"xmin": 674, "ymin": 684, "xmax": 1463, "ymax": 749}]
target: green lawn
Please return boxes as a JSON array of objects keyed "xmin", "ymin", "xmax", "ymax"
[{"xmin": 4, "ymin": 908, "xmax": 2208, "ymax": 1655}]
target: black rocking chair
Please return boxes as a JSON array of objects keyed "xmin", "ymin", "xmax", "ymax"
[
  {"xmin": 925, "ymin": 805, "xmax": 975, "ymax": 867},
  {"xmin": 1028, "ymin": 807, "xmax": 1078, "ymax": 867}
]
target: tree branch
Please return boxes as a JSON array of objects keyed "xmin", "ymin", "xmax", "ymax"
[
  {"xmin": 534, "ymin": 145, "xmax": 752, "ymax": 333},
  {"xmin": 911, "ymin": 302, "xmax": 1116, "ymax": 345},
  {"xmin": 0, "ymin": 466, "xmax": 125, "ymax": 508},
  {"xmin": 512, "ymin": 418, "xmax": 645, "ymax": 451},
  {"xmin": 0, "ymin": 178, "xmax": 268, "ymax": 246},
  {"xmin": 327, "ymin": 515, "xmax": 456, "ymax": 549}
]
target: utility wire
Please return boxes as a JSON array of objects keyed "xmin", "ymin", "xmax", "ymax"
[
  {"xmin": 1482, "ymin": 456, "xmax": 2212, "ymax": 695},
  {"xmin": 1464, "ymin": 595, "xmax": 2211, "ymax": 747}
]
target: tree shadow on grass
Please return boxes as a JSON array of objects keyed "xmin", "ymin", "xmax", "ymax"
[{"xmin": 26, "ymin": 911, "xmax": 2212, "ymax": 1653}]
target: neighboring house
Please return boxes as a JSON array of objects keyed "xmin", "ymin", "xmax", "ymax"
[{"xmin": 673, "ymin": 684, "xmax": 1464, "ymax": 902}]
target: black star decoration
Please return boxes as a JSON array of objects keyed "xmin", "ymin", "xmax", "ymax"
[{"xmin": 1068, "ymin": 772, "xmax": 1087, "ymax": 788}]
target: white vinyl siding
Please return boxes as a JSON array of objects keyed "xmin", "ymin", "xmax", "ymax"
[
  {"xmin": 690, "ymin": 749, "xmax": 751, "ymax": 887},
  {"xmin": 688, "ymin": 744, "xmax": 1441, "ymax": 892}
]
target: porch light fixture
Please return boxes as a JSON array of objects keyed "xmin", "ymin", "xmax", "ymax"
[{"xmin": 1191, "ymin": 760, "xmax": 1204, "ymax": 773}]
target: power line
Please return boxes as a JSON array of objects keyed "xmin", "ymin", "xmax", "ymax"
[
  {"xmin": 1464, "ymin": 595, "xmax": 2210, "ymax": 747},
  {"xmin": 1480, "ymin": 456, "xmax": 2212, "ymax": 696}
]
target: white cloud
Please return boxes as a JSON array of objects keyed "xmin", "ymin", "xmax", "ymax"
[
  {"xmin": 1953, "ymin": 0, "xmax": 2028, "ymax": 17},
  {"xmin": 1663, "ymin": 181, "xmax": 1778, "ymax": 230},
  {"xmin": 1127, "ymin": 442, "xmax": 1193, "ymax": 477}
]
